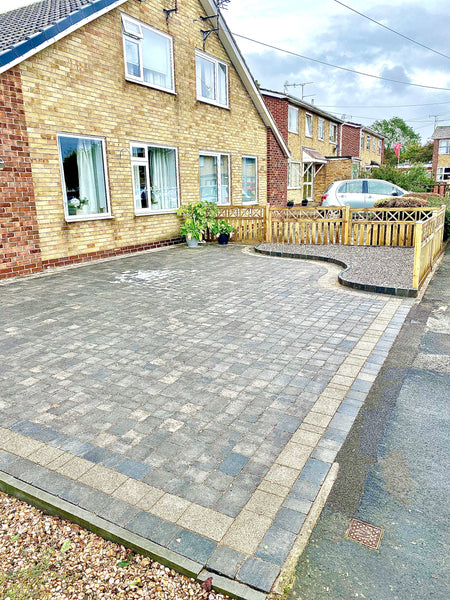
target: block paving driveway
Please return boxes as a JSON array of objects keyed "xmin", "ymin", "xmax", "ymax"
[{"xmin": 0, "ymin": 245, "xmax": 412, "ymax": 594}]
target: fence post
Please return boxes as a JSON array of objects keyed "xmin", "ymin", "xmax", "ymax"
[
  {"xmin": 412, "ymin": 220, "xmax": 423, "ymax": 289},
  {"xmin": 343, "ymin": 204, "xmax": 350, "ymax": 244},
  {"xmin": 265, "ymin": 204, "xmax": 272, "ymax": 243}
]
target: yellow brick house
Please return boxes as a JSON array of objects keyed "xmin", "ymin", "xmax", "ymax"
[{"xmin": 0, "ymin": 0, "xmax": 288, "ymax": 279}]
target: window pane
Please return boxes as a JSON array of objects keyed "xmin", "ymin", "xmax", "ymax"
[
  {"xmin": 125, "ymin": 39, "xmax": 140, "ymax": 78},
  {"xmin": 149, "ymin": 147, "xmax": 178, "ymax": 210},
  {"xmin": 132, "ymin": 146, "xmax": 145, "ymax": 158},
  {"xmin": 288, "ymin": 162, "xmax": 301, "ymax": 188},
  {"xmin": 242, "ymin": 157, "xmax": 256, "ymax": 203},
  {"xmin": 344, "ymin": 181, "xmax": 363, "ymax": 193},
  {"xmin": 218, "ymin": 62, "xmax": 227, "ymax": 105},
  {"xmin": 142, "ymin": 28, "xmax": 172, "ymax": 88},
  {"xmin": 133, "ymin": 164, "xmax": 148, "ymax": 209},
  {"xmin": 196, "ymin": 56, "xmax": 215, "ymax": 100},
  {"xmin": 288, "ymin": 106, "xmax": 298, "ymax": 133},
  {"xmin": 367, "ymin": 181, "xmax": 399, "ymax": 195},
  {"xmin": 220, "ymin": 155, "xmax": 229, "ymax": 205},
  {"xmin": 59, "ymin": 136, "xmax": 108, "ymax": 216},
  {"xmin": 122, "ymin": 17, "xmax": 142, "ymax": 37},
  {"xmin": 305, "ymin": 115, "xmax": 312, "ymax": 136},
  {"xmin": 199, "ymin": 155, "xmax": 218, "ymax": 202},
  {"xmin": 318, "ymin": 119, "xmax": 324, "ymax": 139}
]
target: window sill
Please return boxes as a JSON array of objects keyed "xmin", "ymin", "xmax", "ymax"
[
  {"xmin": 196, "ymin": 98, "xmax": 230, "ymax": 110},
  {"xmin": 135, "ymin": 208, "xmax": 179, "ymax": 216},
  {"xmin": 65, "ymin": 214, "xmax": 114, "ymax": 223},
  {"xmin": 242, "ymin": 201, "xmax": 258, "ymax": 205},
  {"xmin": 288, "ymin": 130, "xmax": 299, "ymax": 135},
  {"xmin": 125, "ymin": 76, "xmax": 176, "ymax": 95}
]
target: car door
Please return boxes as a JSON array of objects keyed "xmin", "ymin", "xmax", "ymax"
[
  {"xmin": 366, "ymin": 180, "xmax": 404, "ymax": 207},
  {"xmin": 335, "ymin": 180, "xmax": 365, "ymax": 208}
]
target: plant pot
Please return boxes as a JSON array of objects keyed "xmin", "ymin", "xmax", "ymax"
[
  {"xmin": 287, "ymin": 200, "xmax": 294, "ymax": 208},
  {"xmin": 218, "ymin": 233, "xmax": 230, "ymax": 245},
  {"xmin": 68, "ymin": 206, "xmax": 77, "ymax": 216},
  {"xmin": 186, "ymin": 236, "xmax": 199, "ymax": 248}
]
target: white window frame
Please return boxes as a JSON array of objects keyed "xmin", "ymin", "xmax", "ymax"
[
  {"xmin": 305, "ymin": 113, "xmax": 313, "ymax": 138},
  {"xmin": 329, "ymin": 123, "xmax": 337, "ymax": 143},
  {"xmin": 437, "ymin": 166, "xmax": 450, "ymax": 181},
  {"xmin": 121, "ymin": 13, "xmax": 174, "ymax": 93},
  {"xmin": 130, "ymin": 142, "xmax": 180, "ymax": 216},
  {"xmin": 377, "ymin": 140, "xmax": 382, "ymax": 155},
  {"xmin": 242, "ymin": 155, "xmax": 258, "ymax": 204},
  {"xmin": 195, "ymin": 49, "xmax": 229, "ymax": 108},
  {"xmin": 372, "ymin": 138, "xmax": 376, "ymax": 152},
  {"xmin": 58, "ymin": 133, "xmax": 111, "ymax": 222},
  {"xmin": 438, "ymin": 140, "xmax": 450, "ymax": 154},
  {"xmin": 288, "ymin": 106, "xmax": 299, "ymax": 134},
  {"xmin": 199, "ymin": 151, "xmax": 231, "ymax": 205},
  {"xmin": 366, "ymin": 134, "xmax": 371, "ymax": 150},
  {"xmin": 360, "ymin": 133, "xmax": 364, "ymax": 149},
  {"xmin": 288, "ymin": 161, "xmax": 302, "ymax": 189},
  {"xmin": 318, "ymin": 118, "xmax": 325, "ymax": 141}
]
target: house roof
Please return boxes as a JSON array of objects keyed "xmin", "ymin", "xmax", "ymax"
[
  {"xmin": 0, "ymin": 0, "xmax": 290, "ymax": 158},
  {"xmin": 342, "ymin": 121, "xmax": 386, "ymax": 139},
  {"xmin": 431, "ymin": 126, "xmax": 450, "ymax": 140},
  {"xmin": 260, "ymin": 89, "xmax": 343, "ymax": 125}
]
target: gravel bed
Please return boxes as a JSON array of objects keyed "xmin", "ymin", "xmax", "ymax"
[
  {"xmin": 256, "ymin": 243, "xmax": 415, "ymax": 291},
  {"xmin": 0, "ymin": 491, "xmax": 228, "ymax": 600}
]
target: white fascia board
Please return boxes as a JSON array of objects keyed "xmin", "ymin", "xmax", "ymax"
[
  {"xmin": 198, "ymin": 0, "xmax": 290, "ymax": 158},
  {"xmin": 0, "ymin": 0, "xmax": 128, "ymax": 75}
]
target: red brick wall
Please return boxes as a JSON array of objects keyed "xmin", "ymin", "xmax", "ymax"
[
  {"xmin": 262, "ymin": 95, "xmax": 288, "ymax": 205},
  {"xmin": 0, "ymin": 68, "xmax": 42, "ymax": 279},
  {"xmin": 432, "ymin": 139, "xmax": 439, "ymax": 178},
  {"xmin": 339, "ymin": 124, "xmax": 361, "ymax": 158}
]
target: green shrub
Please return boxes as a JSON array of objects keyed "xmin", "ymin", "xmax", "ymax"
[{"xmin": 370, "ymin": 164, "xmax": 436, "ymax": 193}]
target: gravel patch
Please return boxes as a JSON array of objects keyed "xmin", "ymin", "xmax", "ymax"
[
  {"xmin": 256, "ymin": 244, "xmax": 415, "ymax": 293},
  {"xmin": 0, "ymin": 491, "xmax": 228, "ymax": 600}
]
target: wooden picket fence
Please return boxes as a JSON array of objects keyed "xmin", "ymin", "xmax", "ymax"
[{"xmin": 216, "ymin": 204, "xmax": 446, "ymax": 290}]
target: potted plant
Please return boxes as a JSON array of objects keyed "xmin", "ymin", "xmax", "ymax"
[
  {"xmin": 211, "ymin": 219, "xmax": 234, "ymax": 245},
  {"xmin": 177, "ymin": 201, "xmax": 218, "ymax": 248},
  {"xmin": 67, "ymin": 197, "xmax": 88, "ymax": 216}
]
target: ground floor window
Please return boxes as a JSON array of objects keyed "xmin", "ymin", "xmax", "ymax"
[
  {"xmin": 242, "ymin": 156, "xmax": 257, "ymax": 203},
  {"xmin": 58, "ymin": 134, "xmax": 110, "ymax": 219},
  {"xmin": 131, "ymin": 143, "xmax": 179, "ymax": 214},
  {"xmin": 199, "ymin": 152, "xmax": 230, "ymax": 204},
  {"xmin": 303, "ymin": 163, "xmax": 313, "ymax": 201},
  {"xmin": 288, "ymin": 161, "xmax": 302, "ymax": 189},
  {"xmin": 437, "ymin": 166, "xmax": 450, "ymax": 181}
]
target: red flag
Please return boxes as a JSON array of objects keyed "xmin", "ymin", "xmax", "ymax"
[{"xmin": 394, "ymin": 143, "xmax": 402, "ymax": 159}]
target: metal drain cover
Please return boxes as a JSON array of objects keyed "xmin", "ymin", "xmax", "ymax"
[{"xmin": 345, "ymin": 518, "xmax": 384, "ymax": 550}]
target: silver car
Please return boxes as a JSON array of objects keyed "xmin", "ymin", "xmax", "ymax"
[{"xmin": 320, "ymin": 179, "xmax": 406, "ymax": 208}]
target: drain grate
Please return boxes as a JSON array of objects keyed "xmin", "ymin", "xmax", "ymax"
[{"xmin": 345, "ymin": 518, "xmax": 384, "ymax": 550}]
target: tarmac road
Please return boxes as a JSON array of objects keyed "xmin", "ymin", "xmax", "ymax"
[{"xmin": 289, "ymin": 247, "xmax": 449, "ymax": 600}]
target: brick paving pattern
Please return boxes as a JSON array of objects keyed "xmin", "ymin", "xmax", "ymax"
[{"xmin": 0, "ymin": 245, "xmax": 412, "ymax": 593}]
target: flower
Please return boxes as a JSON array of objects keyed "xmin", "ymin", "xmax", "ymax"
[{"xmin": 68, "ymin": 197, "xmax": 89, "ymax": 208}]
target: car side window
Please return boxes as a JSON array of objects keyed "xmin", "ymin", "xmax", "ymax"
[
  {"xmin": 367, "ymin": 180, "xmax": 396, "ymax": 195},
  {"xmin": 339, "ymin": 181, "xmax": 363, "ymax": 194}
]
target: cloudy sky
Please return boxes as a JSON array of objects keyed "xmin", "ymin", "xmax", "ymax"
[{"xmin": 2, "ymin": 0, "xmax": 449, "ymax": 142}]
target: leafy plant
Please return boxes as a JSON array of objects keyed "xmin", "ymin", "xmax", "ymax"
[
  {"xmin": 176, "ymin": 201, "xmax": 218, "ymax": 241},
  {"xmin": 210, "ymin": 219, "xmax": 234, "ymax": 236},
  {"xmin": 370, "ymin": 164, "xmax": 436, "ymax": 193}
]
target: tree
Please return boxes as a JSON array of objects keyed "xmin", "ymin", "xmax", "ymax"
[
  {"xmin": 402, "ymin": 141, "xmax": 433, "ymax": 165},
  {"xmin": 371, "ymin": 116, "xmax": 420, "ymax": 150},
  {"xmin": 371, "ymin": 164, "xmax": 435, "ymax": 192}
]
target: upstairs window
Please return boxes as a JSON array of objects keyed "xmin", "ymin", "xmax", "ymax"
[
  {"xmin": 372, "ymin": 137, "xmax": 376, "ymax": 152},
  {"xmin": 360, "ymin": 133, "xmax": 364, "ymax": 149},
  {"xmin": 288, "ymin": 106, "xmax": 299, "ymax": 133},
  {"xmin": 366, "ymin": 134, "xmax": 371, "ymax": 150},
  {"xmin": 121, "ymin": 14, "xmax": 174, "ymax": 92},
  {"xmin": 377, "ymin": 140, "xmax": 382, "ymax": 155},
  {"xmin": 318, "ymin": 118, "xmax": 325, "ymax": 141},
  {"xmin": 305, "ymin": 114, "xmax": 313, "ymax": 137},
  {"xmin": 329, "ymin": 123, "xmax": 337, "ymax": 143},
  {"xmin": 196, "ymin": 50, "xmax": 228, "ymax": 107},
  {"xmin": 439, "ymin": 140, "xmax": 450, "ymax": 154}
]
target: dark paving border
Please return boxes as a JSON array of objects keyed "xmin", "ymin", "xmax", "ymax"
[{"xmin": 255, "ymin": 244, "xmax": 417, "ymax": 297}]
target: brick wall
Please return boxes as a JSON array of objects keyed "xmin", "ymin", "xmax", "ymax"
[
  {"xmin": 0, "ymin": 69, "xmax": 42, "ymax": 279},
  {"xmin": 315, "ymin": 158, "xmax": 356, "ymax": 204},
  {"xmin": 9, "ymin": 0, "xmax": 269, "ymax": 272},
  {"xmin": 267, "ymin": 128, "xmax": 288, "ymax": 205},
  {"xmin": 432, "ymin": 139, "xmax": 439, "ymax": 177},
  {"xmin": 339, "ymin": 124, "xmax": 361, "ymax": 158}
]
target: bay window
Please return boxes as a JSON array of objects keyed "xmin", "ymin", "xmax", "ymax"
[
  {"xmin": 121, "ymin": 14, "xmax": 174, "ymax": 92},
  {"xmin": 242, "ymin": 156, "xmax": 257, "ymax": 203},
  {"xmin": 131, "ymin": 143, "xmax": 179, "ymax": 214},
  {"xmin": 58, "ymin": 134, "xmax": 110, "ymax": 220},
  {"xmin": 199, "ymin": 152, "xmax": 230, "ymax": 204},
  {"xmin": 195, "ymin": 50, "xmax": 228, "ymax": 107}
]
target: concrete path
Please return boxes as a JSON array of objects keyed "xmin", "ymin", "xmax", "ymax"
[
  {"xmin": 289, "ymin": 249, "xmax": 449, "ymax": 600},
  {"xmin": 0, "ymin": 245, "xmax": 413, "ymax": 596}
]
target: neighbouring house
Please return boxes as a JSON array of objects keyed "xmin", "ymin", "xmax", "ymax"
[
  {"xmin": 339, "ymin": 122, "xmax": 385, "ymax": 171},
  {"xmin": 431, "ymin": 126, "xmax": 450, "ymax": 182},
  {"xmin": 262, "ymin": 90, "xmax": 365, "ymax": 205},
  {"xmin": 0, "ymin": 0, "xmax": 289, "ymax": 280}
]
